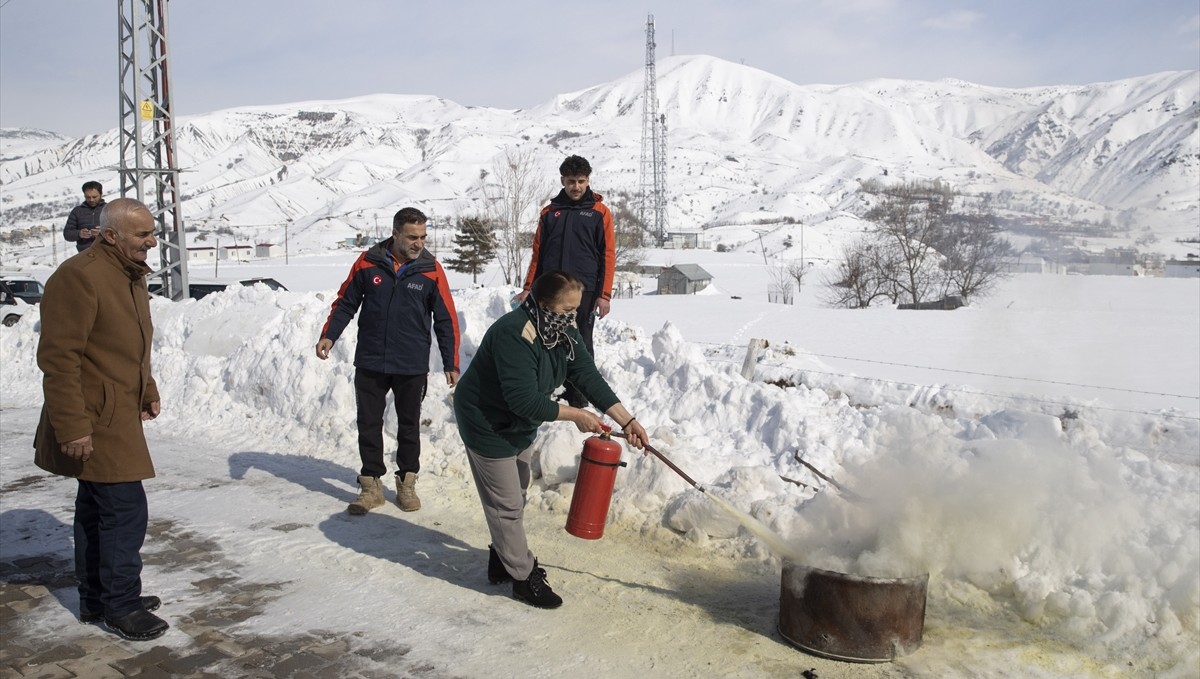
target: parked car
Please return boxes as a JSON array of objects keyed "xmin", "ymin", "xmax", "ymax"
[
  {"xmin": 0, "ymin": 275, "xmax": 44, "ymax": 326},
  {"xmin": 148, "ymin": 276, "xmax": 289, "ymax": 300},
  {"xmin": 0, "ymin": 289, "xmax": 32, "ymax": 327},
  {"xmin": 0, "ymin": 274, "xmax": 45, "ymax": 305}
]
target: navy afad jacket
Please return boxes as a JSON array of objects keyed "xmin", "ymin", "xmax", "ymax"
[{"xmin": 320, "ymin": 240, "xmax": 460, "ymax": 376}]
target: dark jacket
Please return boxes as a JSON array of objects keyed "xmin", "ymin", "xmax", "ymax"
[
  {"xmin": 34, "ymin": 241, "xmax": 159, "ymax": 482},
  {"xmin": 64, "ymin": 200, "xmax": 106, "ymax": 252},
  {"xmin": 453, "ymin": 306, "xmax": 618, "ymax": 458},
  {"xmin": 522, "ymin": 188, "xmax": 615, "ymax": 300},
  {"xmin": 320, "ymin": 241, "xmax": 460, "ymax": 376}
]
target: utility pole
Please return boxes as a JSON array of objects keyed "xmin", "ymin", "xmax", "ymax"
[
  {"xmin": 284, "ymin": 219, "xmax": 290, "ymax": 265},
  {"xmin": 638, "ymin": 14, "xmax": 669, "ymax": 246},
  {"xmin": 118, "ymin": 0, "xmax": 189, "ymax": 299},
  {"xmin": 799, "ymin": 221, "xmax": 805, "ymax": 293}
]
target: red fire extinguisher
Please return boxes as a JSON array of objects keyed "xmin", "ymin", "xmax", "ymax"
[{"xmin": 565, "ymin": 428, "xmax": 627, "ymax": 540}]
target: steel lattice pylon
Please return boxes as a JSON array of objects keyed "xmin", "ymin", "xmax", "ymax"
[
  {"xmin": 638, "ymin": 14, "xmax": 669, "ymax": 246},
  {"xmin": 118, "ymin": 0, "xmax": 188, "ymax": 299}
]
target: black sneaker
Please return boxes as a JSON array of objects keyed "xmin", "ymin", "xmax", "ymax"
[
  {"xmin": 488, "ymin": 545, "xmax": 513, "ymax": 585},
  {"xmin": 512, "ymin": 561, "xmax": 562, "ymax": 609},
  {"xmin": 80, "ymin": 595, "xmax": 162, "ymax": 624},
  {"xmin": 103, "ymin": 607, "xmax": 169, "ymax": 641}
]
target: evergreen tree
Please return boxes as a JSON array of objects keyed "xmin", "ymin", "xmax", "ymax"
[{"xmin": 445, "ymin": 216, "xmax": 496, "ymax": 284}]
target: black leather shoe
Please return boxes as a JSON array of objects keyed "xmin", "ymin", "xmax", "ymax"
[
  {"xmin": 103, "ymin": 607, "xmax": 169, "ymax": 641},
  {"xmin": 80, "ymin": 595, "xmax": 162, "ymax": 624},
  {"xmin": 512, "ymin": 560, "xmax": 562, "ymax": 609},
  {"xmin": 488, "ymin": 545, "xmax": 513, "ymax": 585}
]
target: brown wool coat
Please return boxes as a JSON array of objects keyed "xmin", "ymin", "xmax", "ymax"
[{"xmin": 34, "ymin": 242, "xmax": 160, "ymax": 482}]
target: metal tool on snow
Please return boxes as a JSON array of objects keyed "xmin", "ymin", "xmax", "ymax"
[{"xmin": 610, "ymin": 430, "xmax": 706, "ymax": 493}]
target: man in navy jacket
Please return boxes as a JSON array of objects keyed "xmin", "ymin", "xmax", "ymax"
[
  {"xmin": 515, "ymin": 155, "xmax": 615, "ymax": 409},
  {"xmin": 63, "ymin": 181, "xmax": 106, "ymax": 252},
  {"xmin": 316, "ymin": 207, "xmax": 460, "ymax": 514}
]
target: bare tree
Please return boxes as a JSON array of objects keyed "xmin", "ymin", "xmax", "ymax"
[
  {"xmin": 786, "ymin": 260, "xmax": 813, "ymax": 294},
  {"xmin": 867, "ymin": 181, "xmax": 954, "ymax": 305},
  {"xmin": 823, "ymin": 237, "xmax": 893, "ymax": 308},
  {"xmin": 766, "ymin": 262, "xmax": 794, "ymax": 304},
  {"xmin": 606, "ymin": 190, "xmax": 647, "ymax": 270},
  {"xmin": 937, "ymin": 212, "xmax": 1014, "ymax": 301},
  {"xmin": 826, "ymin": 179, "xmax": 1012, "ymax": 309},
  {"xmin": 481, "ymin": 147, "xmax": 552, "ymax": 285}
]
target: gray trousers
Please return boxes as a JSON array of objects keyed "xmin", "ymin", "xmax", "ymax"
[{"xmin": 466, "ymin": 446, "xmax": 536, "ymax": 581}]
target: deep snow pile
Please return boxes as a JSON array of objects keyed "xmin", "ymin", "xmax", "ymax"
[{"xmin": 2, "ymin": 283, "xmax": 1196, "ymax": 673}]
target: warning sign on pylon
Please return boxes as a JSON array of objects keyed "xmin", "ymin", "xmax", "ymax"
[{"xmin": 140, "ymin": 101, "xmax": 154, "ymax": 120}]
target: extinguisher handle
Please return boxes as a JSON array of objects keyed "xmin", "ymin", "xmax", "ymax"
[{"xmin": 609, "ymin": 432, "xmax": 704, "ymax": 491}]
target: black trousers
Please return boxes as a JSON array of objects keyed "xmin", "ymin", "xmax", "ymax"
[
  {"xmin": 574, "ymin": 291, "xmax": 598, "ymax": 357},
  {"xmin": 355, "ymin": 368, "xmax": 427, "ymax": 478},
  {"xmin": 75, "ymin": 480, "xmax": 148, "ymax": 619},
  {"xmin": 563, "ymin": 291, "xmax": 599, "ymax": 401}
]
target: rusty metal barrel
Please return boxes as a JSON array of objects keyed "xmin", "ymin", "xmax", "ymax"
[{"xmin": 778, "ymin": 561, "xmax": 929, "ymax": 663}]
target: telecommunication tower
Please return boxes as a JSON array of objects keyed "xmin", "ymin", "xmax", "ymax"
[
  {"xmin": 118, "ymin": 0, "xmax": 189, "ymax": 299},
  {"xmin": 638, "ymin": 14, "xmax": 669, "ymax": 245}
]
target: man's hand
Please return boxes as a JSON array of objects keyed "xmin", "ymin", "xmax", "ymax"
[
  {"xmin": 315, "ymin": 338, "xmax": 333, "ymax": 360},
  {"xmin": 596, "ymin": 298, "xmax": 611, "ymax": 319},
  {"xmin": 62, "ymin": 435, "xmax": 93, "ymax": 462},
  {"xmin": 141, "ymin": 400, "xmax": 161, "ymax": 421},
  {"xmin": 445, "ymin": 371, "xmax": 459, "ymax": 387}
]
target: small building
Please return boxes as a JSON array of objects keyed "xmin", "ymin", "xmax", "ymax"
[
  {"xmin": 1164, "ymin": 257, "xmax": 1200, "ymax": 278},
  {"xmin": 1088, "ymin": 248, "xmax": 1141, "ymax": 276},
  {"xmin": 656, "ymin": 264, "xmax": 712, "ymax": 295},
  {"xmin": 219, "ymin": 244, "xmax": 254, "ymax": 262},
  {"xmin": 187, "ymin": 246, "xmax": 218, "ymax": 263},
  {"xmin": 256, "ymin": 243, "xmax": 281, "ymax": 258},
  {"xmin": 343, "ymin": 233, "xmax": 383, "ymax": 249},
  {"xmin": 1002, "ymin": 253, "xmax": 1051, "ymax": 274},
  {"xmin": 662, "ymin": 231, "xmax": 707, "ymax": 250}
]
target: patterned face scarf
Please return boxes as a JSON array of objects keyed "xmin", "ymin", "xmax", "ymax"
[{"xmin": 523, "ymin": 296, "xmax": 577, "ymax": 359}]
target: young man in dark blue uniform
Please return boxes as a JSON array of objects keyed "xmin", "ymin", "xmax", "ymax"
[
  {"xmin": 515, "ymin": 155, "xmax": 615, "ymax": 409},
  {"xmin": 316, "ymin": 207, "xmax": 460, "ymax": 514}
]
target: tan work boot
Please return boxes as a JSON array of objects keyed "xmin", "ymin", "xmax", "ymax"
[
  {"xmin": 396, "ymin": 472, "xmax": 421, "ymax": 512},
  {"xmin": 348, "ymin": 475, "xmax": 385, "ymax": 515}
]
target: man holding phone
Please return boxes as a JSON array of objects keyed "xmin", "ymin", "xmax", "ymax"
[{"xmin": 64, "ymin": 181, "xmax": 106, "ymax": 252}]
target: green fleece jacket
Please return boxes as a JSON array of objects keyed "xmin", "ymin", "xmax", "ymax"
[{"xmin": 453, "ymin": 306, "xmax": 618, "ymax": 458}]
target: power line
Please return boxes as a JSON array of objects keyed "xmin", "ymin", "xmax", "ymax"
[
  {"xmin": 692, "ymin": 341, "xmax": 1200, "ymax": 421},
  {"xmin": 791, "ymin": 368, "xmax": 1200, "ymax": 422},
  {"xmin": 796, "ymin": 350, "xmax": 1199, "ymax": 400}
]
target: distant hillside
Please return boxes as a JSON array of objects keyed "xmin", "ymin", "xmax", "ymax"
[{"xmin": 0, "ymin": 56, "xmax": 1195, "ymax": 259}]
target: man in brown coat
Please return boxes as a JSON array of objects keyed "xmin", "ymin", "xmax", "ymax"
[{"xmin": 34, "ymin": 197, "xmax": 169, "ymax": 641}]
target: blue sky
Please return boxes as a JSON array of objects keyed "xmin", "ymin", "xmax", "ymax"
[{"xmin": 1, "ymin": 0, "xmax": 1197, "ymax": 137}]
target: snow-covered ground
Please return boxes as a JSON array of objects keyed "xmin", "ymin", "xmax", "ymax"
[{"xmin": 1, "ymin": 250, "xmax": 1197, "ymax": 678}]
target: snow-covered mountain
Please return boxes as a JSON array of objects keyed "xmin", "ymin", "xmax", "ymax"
[{"xmin": 1, "ymin": 56, "xmax": 1196, "ymax": 255}]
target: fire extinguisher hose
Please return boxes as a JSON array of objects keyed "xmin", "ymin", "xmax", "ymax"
[{"xmin": 610, "ymin": 432, "xmax": 706, "ymax": 493}]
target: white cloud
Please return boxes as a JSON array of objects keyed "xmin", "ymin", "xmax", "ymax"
[
  {"xmin": 922, "ymin": 9, "xmax": 983, "ymax": 32},
  {"xmin": 1179, "ymin": 13, "xmax": 1200, "ymax": 33}
]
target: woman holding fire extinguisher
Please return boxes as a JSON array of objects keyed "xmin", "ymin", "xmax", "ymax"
[{"xmin": 453, "ymin": 270, "xmax": 648, "ymax": 609}]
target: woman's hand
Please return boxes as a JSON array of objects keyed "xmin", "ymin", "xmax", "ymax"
[
  {"xmin": 622, "ymin": 418, "xmax": 648, "ymax": 451},
  {"xmin": 561, "ymin": 405, "xmax": 604, "ymax": 434}
]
